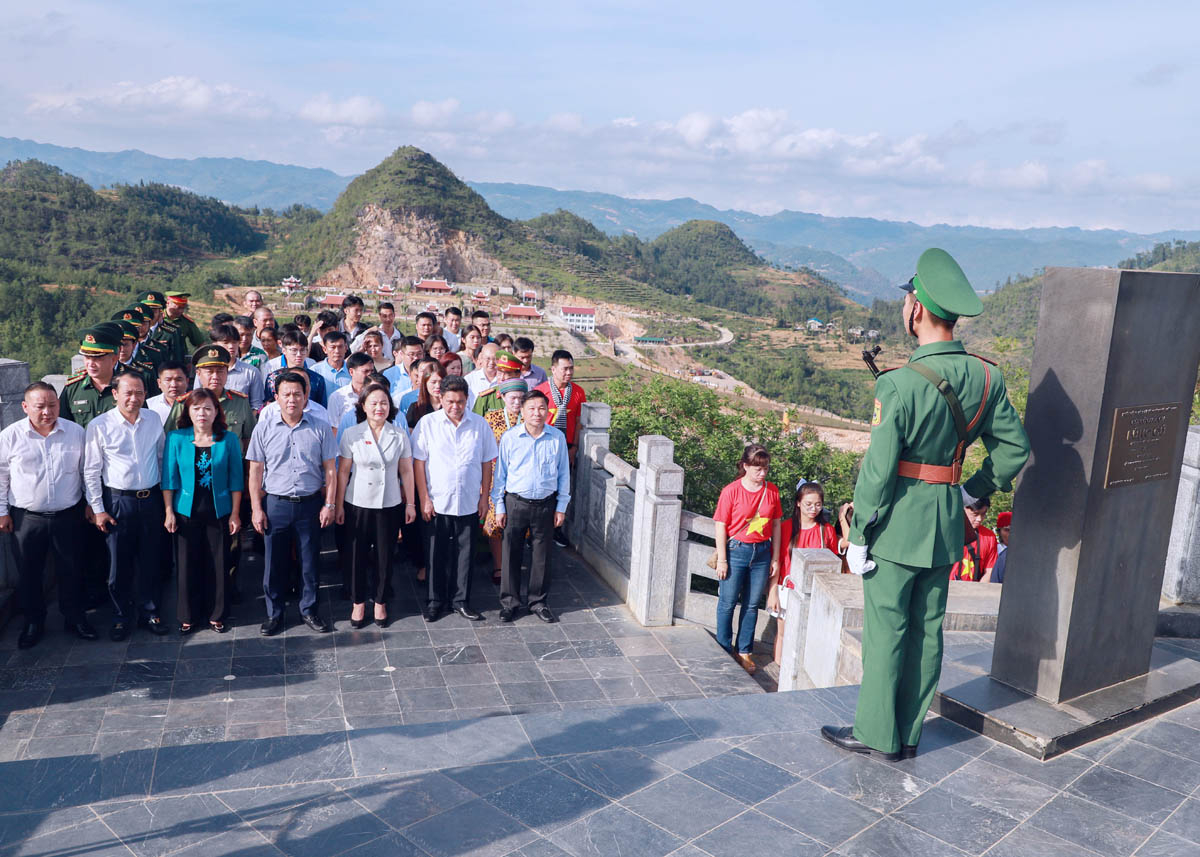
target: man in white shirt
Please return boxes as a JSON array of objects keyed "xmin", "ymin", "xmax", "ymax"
[
  {"xmin": 464, "ymin": 343, "xmax": 501, "ymax": 398},
  {"xmin": 350, "ymin": 302, "xmax": 405, "ymax": 359},
  {"xmin": 328, "ymin": 353, "xmax": 376, "ymax": 426},
  {"xmin": 145, "ymin": 361, "xmax": 189, "ymax": 427},
  {"xmin": 0, "ymin": 382, "xmax": 96, "ymax": 649},
  {"xmin": 441, "ymin": 307, "xmax": 463, "ymax": 353},
  {"xmin": 411, "ymin": 375, "xmax": 497, "ymax": 622},
  {"xmin": 83, "ymin": 373, "xmax": 167, "ymax": 641}
]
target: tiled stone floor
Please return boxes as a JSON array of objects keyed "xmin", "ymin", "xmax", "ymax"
[
  {"xmin": 4, "ymin": 687, "xmax": 1200, "ymax": 856},
  {"xmin": 0, "ymin": 546, "xmax": 760, "ymax": 760},
  {"xmin": 5, "ymin": 548, "xmax": 1200, "ymax": 856}
]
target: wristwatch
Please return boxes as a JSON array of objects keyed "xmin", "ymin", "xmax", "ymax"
[{"xmin": 323, "ymin": 503, "xmax": 336, "ymax": 510}]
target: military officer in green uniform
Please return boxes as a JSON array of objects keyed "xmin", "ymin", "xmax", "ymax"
[
  {"xmin": 110, "ymin": 310, "xmax": 160, "ymax": 396},
  {"xmin": 158, "ymin": 291, "xmax": 207, "ymax": 363},
  {"xmin": 59, "ymin": 322, "xmax": 128, "ymax": 428},
  {"xmin": 136, "ymin": 290, "xmax": 166, "ymax": 334},
  {"xmin": 165, "ymin": 345, "xmax": 256, "ymax": 450},
  {"xmin": 822, "ymin": 248, "xmax": 1030, "ymax": 761}
]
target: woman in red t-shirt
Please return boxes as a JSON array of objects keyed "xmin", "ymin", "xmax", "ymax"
[
  {"xmin": 771, "ymin": 481, "xmax": 848, "ymax": 664},
  {"xmin": 713, "ymin": 444, "xmax": 782, "ymax": 675}
]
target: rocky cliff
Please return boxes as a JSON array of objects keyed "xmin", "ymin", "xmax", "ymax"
[{"xmin": 314, "ymin": 204, "xmax": 528, "ymax": 292}]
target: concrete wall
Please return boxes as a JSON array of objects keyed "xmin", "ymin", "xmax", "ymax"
[{"xmin": 1163, "ymin": 426, "xmax": 1200, "ymax": 605}]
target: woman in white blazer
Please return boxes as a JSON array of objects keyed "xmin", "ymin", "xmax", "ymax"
[{"xmin": 335, "ymin": 382, "xmax": 417, "ymax": 627}]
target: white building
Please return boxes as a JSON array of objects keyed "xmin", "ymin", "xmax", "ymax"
[{"xmin": 561, "ymin": 305, "xmax": 597, "ymax": 334}]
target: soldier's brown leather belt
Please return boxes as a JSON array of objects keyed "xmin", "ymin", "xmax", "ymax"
[{"xmin": 897, "ymin": 460, "xmax": 962, "ymax": 484}]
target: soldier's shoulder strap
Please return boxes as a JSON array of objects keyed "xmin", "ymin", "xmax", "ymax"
[
  {"xmin": 226, "ymin": 388, "xmax": 248, "ymax": 399},
  {"xmin": 66, "ymin": 370, "xmax": 87, "ymax": 384}
]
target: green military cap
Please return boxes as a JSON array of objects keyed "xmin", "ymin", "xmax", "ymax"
[
  {"xmin": 79, "ymin": 321, "xmax": 124, "ymax": 356},
  {"xmin": 899, "ymin": 248, "xmax": 983, "ymax": 321},
  {"xmin": 114, "ymin": 319, "xmax": 140, "ymax": 341},
  {"xmin": 193, "ymin": 344, "xmax": 232, "ymax": 368},
  {"xmin": 135, "ymin": 301, "xmax": 157, "ymax": 318},
  {"xmin": 164, "ymin": 291, "xmax": 190, "ymax": 305},
  {"xmin": 112, "ymin": 306, "xmax": 146, "ymax": 325},
  {"xmin": 136, "ymin": 290, "xmax": 166, "ymax": 309}
]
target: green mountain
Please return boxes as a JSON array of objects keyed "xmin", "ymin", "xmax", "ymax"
[{"xmin": 0, "ymin": 136, "xmax": 350, "ymax": 211}]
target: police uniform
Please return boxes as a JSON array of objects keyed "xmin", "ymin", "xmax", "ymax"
[
  {"xmin": 822, "ymin": 249, "xmax": 1031, "ymax": 759},
  {"xmin": 59, "ymin": 322, "xmax": 128, "ymax": 428}
]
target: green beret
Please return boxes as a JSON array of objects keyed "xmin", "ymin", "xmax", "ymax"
[
  {"xmin": 114, "ymin": 319, "xmax": 140, "ymax": 341},
  {"xmin": 899, "ymin": 248, "xmax": 983, "ymax": 321},
  {"xmin": 137, "ymin": 290, "xmax": 166, "ymax": 309},
  {"xmin": 79, "ymin": 322, "xmax": 124, "ymax": 356},
  {"xmin": 112, "ymin": 307, "xmax": 146, "ymax": 325}
]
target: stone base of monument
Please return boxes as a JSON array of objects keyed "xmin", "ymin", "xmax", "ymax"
[{"xmin": 934, "ymin": 637, "xmax": 1200, "ymax": 760}]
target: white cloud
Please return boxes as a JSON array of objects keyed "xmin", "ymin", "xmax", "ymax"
[
  {"xmin": 675, "ymin": 112, "xmax": 716, "ymax": 146},
  {"xmin": 27, "ymin": 75, "xmax": 271, "ymax": 119},
  {"xmin": 411, "ymin": 98, "xmax": 459, "ymax": 127},
  {"xmin": 299, "ymin": 94, "xmax": 384, "ymax": 126},
  {"xmin": 969, "ymin": 160, "xmax": 1051, "ymax": 191},
  {"xmin": 545, "ymin": 112, "xmax": 585, "ymax": 133}
]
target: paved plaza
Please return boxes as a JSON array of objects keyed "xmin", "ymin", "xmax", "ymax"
[{"xmin": 2, "ymin": 548, "xmax": 1200, "ymax": 856}]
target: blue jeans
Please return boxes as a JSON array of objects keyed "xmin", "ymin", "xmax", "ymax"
[
  {"xmin": 716, "ymin": 539, "xmax": 771, "ymax": 654},
  {"xmin": 263, "ymin": 493, "xmax": 323, "ymax": 619}
]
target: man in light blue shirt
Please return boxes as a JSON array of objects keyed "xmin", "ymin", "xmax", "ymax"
[
  {"xmin": 247, "ymin": 372, "xmax": 338, "ymax": 636},
  {"xmin": 384, "ymin": 336, "xmax": 426, "ymax": 398},
  {"xmin": 491, "ymin": 389, "xmax": 570, "ymax": 623},
  {"xmin": 311, "ymin": 330, "xmax": 352, "ymax": 392}
]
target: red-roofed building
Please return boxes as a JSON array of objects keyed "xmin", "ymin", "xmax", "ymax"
[
  {"xmin": 501, "ymin": 305, "xmax": 544, "ymax": 321},
  {"xmin": 473, "ymin": 289, "xmax": 491, "ymax": 301},
  {"xmin": 521, "ymin": 289, "xmax": 538, "ymax": 304},
  {"xmin": 320, "ymin": 294, "xmax": 347, "ymax": 308},
  {"xmin": 414, "ymin": 278, "xmax": 453, "ymax": 294},
  {"xmin": 561, "ymin": 306, "xmax": 596, "ymax": 333},
  {"xmin": 377, "ymin": 283, "xmax": 395, "ymax": 295}
]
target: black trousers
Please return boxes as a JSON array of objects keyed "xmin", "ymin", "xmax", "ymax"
[
  {"xmin": 12, "ymin": 504, "xmax": 85, "ymax": 624},
  {"xmin": 501, "ymin": 493, "xmax": 556, "ymax": 611},
  {"xmin": 428, "ymin": 512, "xmax": 476, "ymax": 610},
  {"xmin": 175, "ymin": 507, "xmax": 229, "ymax": 625},
  {"xmin": 103, "ymin": 488, "xmax": 165, "ymax": 622},
  {"xmin": 346, "ymin": 502, "xmax": 401, "ymax": 604}
]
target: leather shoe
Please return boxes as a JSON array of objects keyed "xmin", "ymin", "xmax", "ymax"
[
  {"xmin": 422, "ymin": 604, "xmax": 443, "ymax": 623},
  {"xmin": 901, "ymin": 744, "xmax": 917, "ymax": 760},
  {"xmin": 499, "ymin": 607, "xmax": 516, "ymax": 623},
  {"xmin": 350, "ymin": 615, "xmax": 368, "ymax": 630},
  {"xmin": 260, "ymin": 615, "xmax": 283, "ymax": 636},
  {"xmin": 531, "ymin": 604, "xmax": 557, "ymax": 623},
  {"xmin": 301, "ymin": 612, "xmax": 330, "ymax": 633},
  {"xmin": 735, "ymin": 653, "xmax": 757, "ymax": 675},
  {"xmin": 67, "ymin": 620, "xmax": 99, "ymax": 641},
  {"xmin": 17, "ymin": 622, "xmax": 43, "ymax": 650},
  {"xmin": 110, "ymin": 621, "xmax": 131, "ymax": 642},
  {"xmin": 139, "ymin": 615, "xmax": 169, "ymax": 636},
  {"xmin": 453, "ymin": 605, "xmax": 485, "ymax": 621},
  {"xmin": 820, "ymin": 725, "xmax": 901, "ymax": 762}
]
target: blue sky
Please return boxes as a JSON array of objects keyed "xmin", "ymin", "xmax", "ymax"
[{"xmin": 1, "ymin": 1, "xmax": 1196, "ymax": 231}]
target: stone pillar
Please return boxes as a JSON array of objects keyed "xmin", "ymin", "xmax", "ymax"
[
  {"xmin": 0, "ymin": 360, "xmax": 28, "ymax": 601},
  {"xmin": 778, "ymin": 548, "xmax": 844, "ymax": 691},
  {"xmin": 570, "ymin": 403, "xmax": 611, "ymax": 546},
  {"xmin": 1163, "ymin": 426, "xmax": 1200, "ymax": 604},
  {"xmin": 0, "ymin": 360, "xmax": 30, "ymax": 430},
  {"xmin": 627, "ymin": 435, "xmax": 684, "ymax": 626}
]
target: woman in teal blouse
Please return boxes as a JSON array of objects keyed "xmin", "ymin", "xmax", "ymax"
[{"xmin": 162, "ymin": 388, "xmax": 244, "ymax": 633}]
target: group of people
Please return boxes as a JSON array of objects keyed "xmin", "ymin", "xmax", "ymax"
[{"xmin": 0, "ymin": 288, "xmax": 588, "ymax": 649}]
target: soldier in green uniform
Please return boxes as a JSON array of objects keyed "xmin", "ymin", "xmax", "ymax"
[
  {"xmin": 110, "ymin": 311, "xmax": 159, "ymax": 396},
  {"xmin": 822, "ymin": 248, "xmax": 1031, "ymax": 761},
  {"xmin": 165, "ymin": 345, "xmax": 256, "ymax": 449},
  {"xmin": 160, "ymin": 292, "xmax": 207, "ymax": 362},
  {"xmin": 59, "ymin": 322, "xmax": 127, "ymax": 428}
]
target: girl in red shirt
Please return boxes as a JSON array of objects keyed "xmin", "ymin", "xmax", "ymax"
[
  {"xmin": 771, "ymin": 481, "xmax": 848, "ymax": 663},
  {"xmin": 713, "ymin": 444, "xmax": 782, "ymax": 675}
]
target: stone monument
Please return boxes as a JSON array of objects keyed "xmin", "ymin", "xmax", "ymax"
[{"xmin": 935, "ymin": 267, "xmax": 1200, "ymax": 758}]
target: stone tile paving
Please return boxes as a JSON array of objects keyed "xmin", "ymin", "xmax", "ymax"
[
  {"xmin": 0, "ymin": 546, "xmax": 761, "ymax": 760},
  {"xmin": 2, "ymin": 686, "xmax": 1200, "ymax": 856}
]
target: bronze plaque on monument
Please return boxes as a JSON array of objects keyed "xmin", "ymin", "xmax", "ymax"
[{"xmin": 1104, "ymin": 401, "xmax": 1185, "ymax": 488}]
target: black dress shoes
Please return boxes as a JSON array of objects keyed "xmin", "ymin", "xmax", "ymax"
[
  {"xmin": 350, "ymin": 615, "xmax": 369, "ymax": 630},
  {"xmin": 820, "ymin": 725, "xmax": 901, "ymax": 762},
  {"xmin": 901, "ymin": 744, "xmax": 917, "ymax": 760},
  {"xmin": 17, "ymin": 622, "xmax": 43, "ymax": 650},
  {"xmin": 301, "ymin": 613, "xmax": 330, "ymax": 633},
  {"xmin": 140, "ymin": 615, "xmax": 169, "ymax": 636},
  {"xmin": 422, "ymin": 604, "xmax": 443, "ymax": 623},
  {"xmin": 531, "ymin": 604, "xmax": 557, "ymax": 623},
  {"xmin": 67, "ymin": 619, "xmax": 99, "ymax": 641},
  {"xmin": 453, "ymin": 605, "xmax": 485, "ymax": 621},
  {"xmin": 110, "ymin": 621, "xmax": 131, "ymax": 642},
  {"xmin": 260, "ymin": 615, "xmax": 283, "ymax": 636},
  {"xmin": 499, "ymin": 607, "xmax": 516, "ymax": 623}
]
